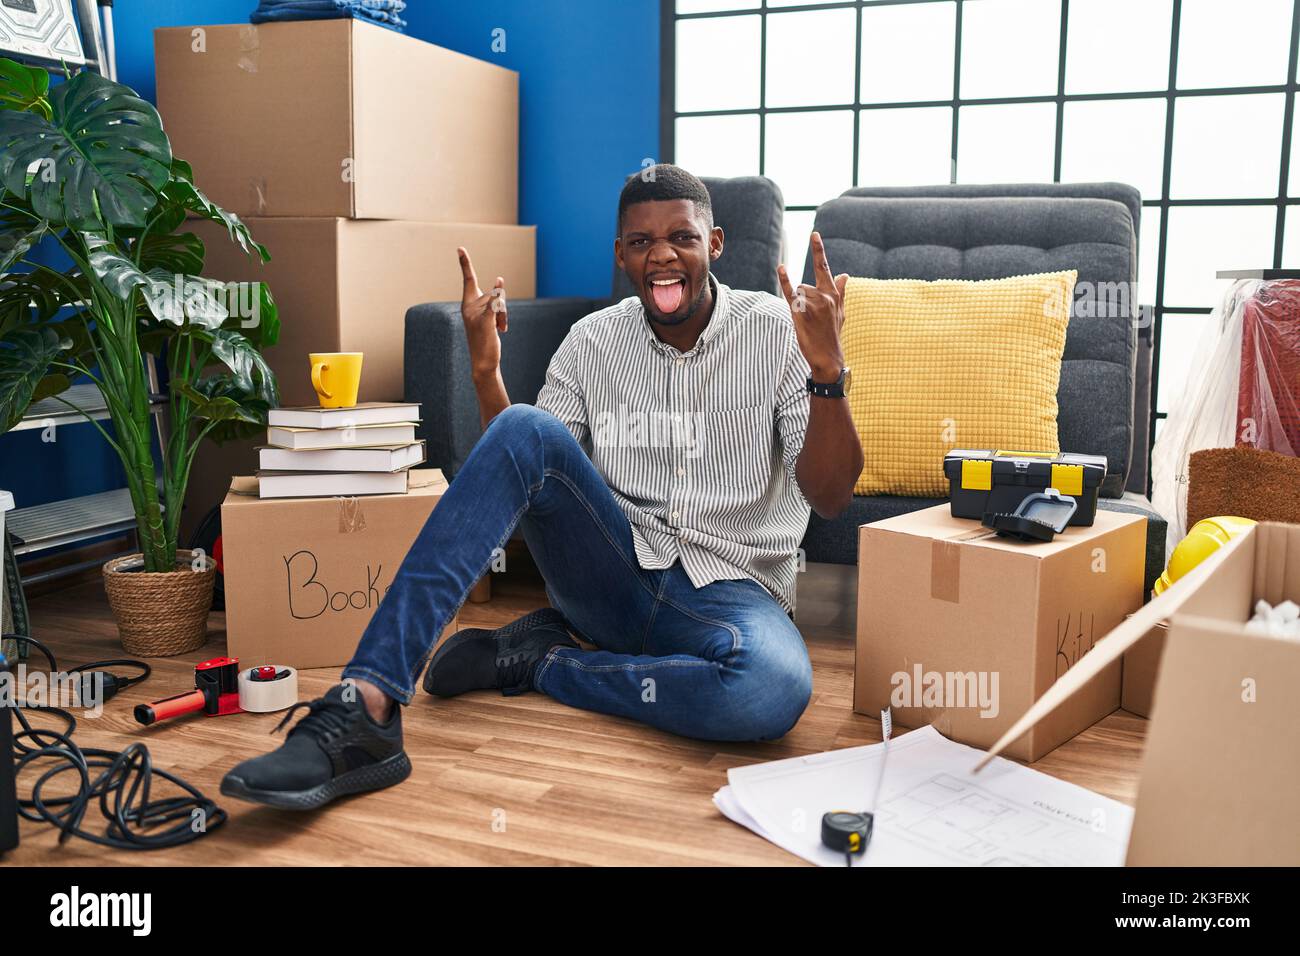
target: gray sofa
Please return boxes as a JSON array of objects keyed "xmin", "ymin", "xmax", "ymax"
[
  {"xmin": 405, "ymin": 178, "xmax": 1166, "ymax": 591},
  {"xmin": 800, "ymin": 183, "xmax": 1165, "ymax": 589}
]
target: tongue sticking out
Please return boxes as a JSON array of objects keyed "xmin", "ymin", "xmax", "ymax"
[{"xmin": 651, "ymin": 280, "xmax": 685, "ymax": 314}]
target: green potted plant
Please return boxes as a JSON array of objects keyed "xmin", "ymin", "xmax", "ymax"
[{"xmin": 0, "ymin": 59, "xmax": 278, "ymax": 656}]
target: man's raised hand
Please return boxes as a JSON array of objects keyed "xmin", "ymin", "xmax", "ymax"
[
  {"xmin": 776, "ymin": 231, "xmax": 848, "ymax": 383},
  {"xmin": 458, "ymin": 246, "xmax": 508, "ymax": 381}
]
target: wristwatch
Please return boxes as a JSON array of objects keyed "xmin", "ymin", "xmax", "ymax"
[{"xmin": 807, "ymin": 367, "xmax": 852, "ymax": 399}]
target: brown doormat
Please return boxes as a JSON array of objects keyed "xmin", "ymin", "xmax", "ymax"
[{"xmin": 1188, "ymin": 446, "xmax": 1300, "ymax": 527}]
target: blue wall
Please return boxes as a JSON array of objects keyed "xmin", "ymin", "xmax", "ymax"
[
  {"xmin": 2, "ymin": 0, "xmax": 659, "ymax": 512},
  {"xmin": 404, "ymin": 1, "xmax": 661, "ymax": 297}
]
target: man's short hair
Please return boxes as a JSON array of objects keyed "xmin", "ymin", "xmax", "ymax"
[{"xmin": 618, "ymin": 164, "xmax": 713, "ymax": 233}]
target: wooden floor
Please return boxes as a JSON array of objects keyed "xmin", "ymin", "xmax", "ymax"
[{"xmin": 9, "ymin": 567, "xmax": 1149, "ymax": 866}]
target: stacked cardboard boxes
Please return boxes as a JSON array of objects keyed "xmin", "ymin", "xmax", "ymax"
[
  {"xmin": 154, "ymin": 20, "xmax": 536, "ymax": 533},
  {"xmin": 154, "ymin": 20, "xmax": 523, "ymax": 665}
]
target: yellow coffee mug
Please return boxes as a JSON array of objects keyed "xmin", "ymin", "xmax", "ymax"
[{"xmin": 309, "ymin": 352, "xmax": 363, "ymax": 408}]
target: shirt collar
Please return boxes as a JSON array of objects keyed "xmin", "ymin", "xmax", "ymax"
[{"xmin": 635, "ymin": 273, "xmax": 730, "ymax": 355}]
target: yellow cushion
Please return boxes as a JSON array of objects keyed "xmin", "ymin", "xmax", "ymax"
[{"xmin": 843, "ymin": 271, "xmax": 1076, "ymax": 497}]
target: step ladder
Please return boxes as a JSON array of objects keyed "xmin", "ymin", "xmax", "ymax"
[
  {"xmin": 8, "ymin": 382, "xmax": 169, "ymax": 586},
  {"xmin": 2, "ymin": 0, "xmax": 168, "ymax": 630}
]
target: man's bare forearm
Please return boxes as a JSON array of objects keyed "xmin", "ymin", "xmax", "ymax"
[
  {"xmin": 795, "ymin": 396, "xmax": 864, "ymax": 519},
  {"xmin": 777, "ymin": 233, "xmax": 862, "ymax": 519},
  {"xmin": 457, "ymin": 245, "xmax": 512, "ymax": 430},
  {"xmin": 473, "ymin": 367, "xmax": 511, "ymax": 430}
]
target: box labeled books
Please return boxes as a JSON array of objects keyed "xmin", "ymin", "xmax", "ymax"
[{"xmin": 221, "ymin": 469, "xmax": 455, "ymax": 669}]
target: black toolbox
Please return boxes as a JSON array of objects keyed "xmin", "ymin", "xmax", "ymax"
[{"xmin": 943, "ymin": 449, "xmax": 1108, "ymax": 527}]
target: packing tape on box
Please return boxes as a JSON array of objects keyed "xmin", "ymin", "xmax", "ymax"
[
  {"xmin": 238, "ymin": 24, "xmax": 260, "ymax": 74},
  {"xmin": 930, "ymin": 528, "xmax": 997, "ymax": 604},
  {"xmin": 931, "ymin": 540, "xmax": 961, "ymax": 603},
  {"xmin": 237, "ymin": 665, "xmax": 299, "ymax": 713},
  {"xmin": 338, "ymin": 497, "xmax": 367, "ymax": 533}
]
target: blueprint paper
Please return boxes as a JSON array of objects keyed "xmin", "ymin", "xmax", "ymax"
[{"xmin": 713, "ymin": 726, "xmax": 1132, "ymax": 866}]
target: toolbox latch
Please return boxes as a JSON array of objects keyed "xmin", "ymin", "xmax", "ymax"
[
  {"xmin": 1050, "ymin": 463, "xmax": 1084, "ymax": 496},
  {"xmin": 961, "ymin": 459, "xmax": 993, "ymax": 491}
]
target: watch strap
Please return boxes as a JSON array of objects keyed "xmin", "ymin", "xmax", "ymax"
[{"xmin": 807, "ymin": 368, "xmax": 847, "ymax": 398}]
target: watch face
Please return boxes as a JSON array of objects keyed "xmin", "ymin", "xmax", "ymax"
[{"xmin": 842, "ymin": 367, "xmax": 852, "ymax": 395}]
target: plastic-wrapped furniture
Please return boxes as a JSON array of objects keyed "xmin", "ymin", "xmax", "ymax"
[
  {"xmin": 1239, "ymin": 280, "xmax": 1300, "ymax": 457},
  {"xmin": 1153, "ymin": 277, "xmax": 1300, "ymax": 552}
]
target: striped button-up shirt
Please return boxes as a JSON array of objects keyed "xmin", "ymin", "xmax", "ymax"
[{"xmin": 535, "ymin": 276, "xmax": 813, "ymax": 613}]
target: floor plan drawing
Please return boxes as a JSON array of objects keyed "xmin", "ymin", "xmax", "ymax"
[{"xmin": 715, "ymin": 725, "xmax": 1132, "ymax": 867}]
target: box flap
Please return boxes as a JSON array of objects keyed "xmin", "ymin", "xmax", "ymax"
[
  {"xmin": 973, "ymin": 523, "xmax": 1256, "ymax": 770},
  {"xmin": 1255, "ymin": 520, "xmax": 1300, "ymax": 606},
  {"xmin": 1126, "ymin": 612, "xmax": 1300, "ymax": 865}
]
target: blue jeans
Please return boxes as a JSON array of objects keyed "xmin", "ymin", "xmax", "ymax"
[{"xmin": 342, "ymin": 404, "xmax": 813, "ymax": 741}]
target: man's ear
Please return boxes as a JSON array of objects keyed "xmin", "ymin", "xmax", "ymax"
[
  {"xmin": 614, "ymin": 236, "xmax": 624, "ymax": 271},
  {"xmin": 709, "ymin": 225, "xmax": 724, "ymax": 261}
]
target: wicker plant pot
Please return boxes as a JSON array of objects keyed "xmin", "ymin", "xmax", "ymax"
[{"xmin": 103, "ymin": 550, "xmax": 216, "ymax": 657}]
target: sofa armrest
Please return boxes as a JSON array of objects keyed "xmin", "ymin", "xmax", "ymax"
[
  {"xmin": 404, "ymin": 297, "xmax": 604, "ymax": 478},
  {"xmin": 1126, "ymin": 309, "xmax": 1155, "ymax": 496}
]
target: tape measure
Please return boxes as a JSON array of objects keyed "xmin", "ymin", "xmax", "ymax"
[
  {"xmin": 821, "ymin": 810, "xmax": 874, "ymax": 866},
  {"xmin": 821, "ymin": 708, "xmax": 892, "ymax": 867}
]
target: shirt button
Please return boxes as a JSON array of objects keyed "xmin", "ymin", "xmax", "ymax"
[
  {"xmin": 676, "ymin": 467, "xmax": 685, "ymax": 477},
  {"xmin": 671, "ymin": 511, "xmax": 680, "ymax": 521},
  {"xmin": 675, "ymin": 357, "xmax": 684, "ymax": 367}
]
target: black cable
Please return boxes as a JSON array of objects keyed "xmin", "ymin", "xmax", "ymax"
[
  {"xmin": 4, "ymin": 634, "xmax": 228, "ymax": 850},
  {"xmin": 6, "ymin": 633, "xmax": 151, "ymax": 706},
  {"xmin": 7, "ymin": 632, "xmax": 55, "ymax": 672},
  {"xmin": 68, "ymin": 658, "xmax": 151, "ymax": 688}
]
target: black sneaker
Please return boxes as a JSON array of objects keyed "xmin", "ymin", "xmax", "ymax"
[
  {"xmin": 220, "ymin": 683, "xmax": 409, "ymax": 810},
  {"xmin": 422, "ymin": 607, "xmax": 577, "ymax": 698}
]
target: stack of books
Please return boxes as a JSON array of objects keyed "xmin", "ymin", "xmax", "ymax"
[{"xmin": 258, "ymin": 402, "xmax": 425, "ymax": 499}]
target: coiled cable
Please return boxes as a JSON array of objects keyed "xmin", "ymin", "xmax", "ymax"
[{"xmin": 4, "ymin": 634, "xmax": 227, "ymax": 850}]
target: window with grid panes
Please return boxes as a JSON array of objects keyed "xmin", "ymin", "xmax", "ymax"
[{"xmin": 664, "ymin": 0, "xmax": 1300, "ymax": 455}]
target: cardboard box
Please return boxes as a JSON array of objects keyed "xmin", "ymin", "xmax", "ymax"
[
  {"xmin": 1120, "ymin": 622, "xmax": 1166, "ymax": 718},
  {"xmin": 195, "ymin": 217, "xmax": 535, "ymax": 408},
  {"xmin": 221, "ymin": 470, "xmax": 456, "ymax": 670},
  {"xmin": 977, "ymin": 521, "xmax": 1300, "ymax": 866},
  {"xmin": 855, "ymin": 504, "xmax": 1147, "ymax": 762},
  {"xmin": 178, "ymin": 217, "xmax": 534, "ymax": 540},
  {"xmin": 155, "ymin": 20, "xmax": 518, "ymax": 222},
  {"xmin": 1129, "ymin": 522, "xmax": 1300, "ymax": 865}
]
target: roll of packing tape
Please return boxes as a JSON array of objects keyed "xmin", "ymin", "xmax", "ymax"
[{"xmin": 237, "ymin": 665, "xmax": 299, "ymax": 713}]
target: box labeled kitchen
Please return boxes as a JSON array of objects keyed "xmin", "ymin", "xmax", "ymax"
[{"xmin": 855, "ymin": 504, "xmax": 1146, "ymax": 761}]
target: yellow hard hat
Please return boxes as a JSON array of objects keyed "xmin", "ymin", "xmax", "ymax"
[{"xmin": 1155, "ymin": 515, "xmax": 1257, "ymax": 596}]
